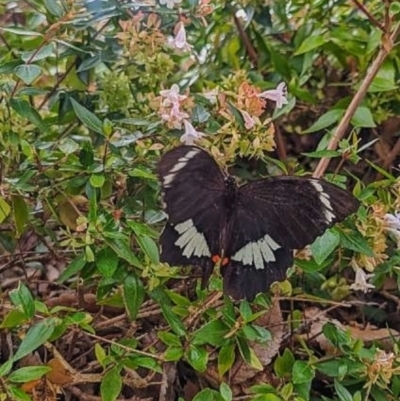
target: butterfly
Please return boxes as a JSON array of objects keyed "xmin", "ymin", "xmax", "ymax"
[{"xmin": 157, "ymin": 145, "xmax": 360, "ymax": 300}]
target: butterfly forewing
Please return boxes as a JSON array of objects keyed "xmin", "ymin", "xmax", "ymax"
[
  {"xmin": 235, "ymin": 177, "xmax": 360, "ymax": 250},
  {"xmin": 157, "ymin": 146, "xmax": 227, "ymax": 268}
]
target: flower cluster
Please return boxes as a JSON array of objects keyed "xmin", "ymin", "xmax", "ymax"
[
  {"xmin": 158, "ymin": 84, "xmax": 204, "ymax": 145},
  {"xmin": 355, "ymin": 203, "xmax": 388, "ymax": 272}
]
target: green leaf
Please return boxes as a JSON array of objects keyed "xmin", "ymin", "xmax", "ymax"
[
  {"xmin": 104, "ymin": 237, "xmax": 142, "ymax": 268},
  {"xmin": 218, "ymin": 343, "xmax": 235, "ymax": 376},
  {"xmin": 303, "ymin": 109, "xmax": 344, "ymax": 133},
  {"xmin": 135, "ymin": 235, "xmax": 159, "ymax": 264},
  {"xmin": 14, "ymin": 64, "xmax": 42, "ymax": 84},
  {"xmin": 90, "ymin": 174, "xmax": 105, "ymax": 188},
  {"xmin": 13, "ymin": 318, "xmax": 56, "ymax": 362},
  {"xmin": 239, "ymin": 301, "xmax": 252, "ymax": 322},
  {"xmin": 129, "ymin": 221, "xmax": 159, "ymax": 238},
  {"xmin": 0, "ymin": 197, "xmax": 11, "ymax": 224},
  {"xmin": 164, "ymin": 346, "xmax": 184, "ymax": 361},
  {"xmin": 165, "ymin": 290, "xmax": 190, "ymax": 307},
  {"xmin": 151, "ymin": 289, "xmax": 186, "ymax": 337},
  {"xmin": 295, "ymin": 35, "xmax": 326, "ymax": 55},
  {"xmin": 79, "ymin": 142, "xmax": 94, "ymax": 168},
  {"xmin": 368, "ymin": 60, "xmax": 397, "ymax": 92},
  {"xmin": 336, "ymin": 227, "xmax": 374, "ymax": 256},
  {"xmin": 351, "ymin": 106, "xmax": 376, "ymax": 128},
  {"xmin": 301, "ymin": 150, "xmax": 341, "ymax": 158},
  {"xmin": 8, "ymin": 366, "xmax": 51, "ymax": 382},
  {"xmin": 10, "ymin": 98, "xmax": 48, "ymax": 132},
  {"xmin": 365, "ymin": 159, "xmax": 396, "ymax": 181},
  {"xmin": 334, "ymin": 379, "xmax": 353, "ymax": 401},
  {"xmin": 0, "ymin": 27, "xmax": 42, "ymax": 36},
  {"xmin": 1, "ymin": 309, "xmax": 28, "ymax": 328},
  {"xmin": 220, "ymin": 382, "xmax": 232, "ymax": 401},
  {"xmin": 9, "ymin": 282, "xmax": 35, "ymax": 319},
  {"xmin": 311, "ymin": 230, "xmax": 340, "ymax": 265},
  {"xmin": 193, "ymin": 320, "xmax": 230, "ymax": 346},
  {"xmin": 192, "ymin": 388, "xmax": 216, "ymax": 401},
  {"xmin": 237, "ymin": 337, "xmax": 263, "ymax": 370},
  {"xmin": 129, "ymin": 167, "xmax": 158, "ymax": 181},
  {"xmin": 322, "ymin": 322, "xmax": 351, "ymax": 349},
  {"xmin": 192, "ymin": 104, "xmax": 210, "ymax": 123},
  {"xmin": 96, "ymin": 247, "xmax": 118, "ymax": 278},
  {"xmin": 0, "ymin": 360, "xmax": 13, "ymax": 376},
  {"xmin": 59, "ymin": 138, "xmax": 79, "ymax": 154},
  {"xmin": 158, "ymin": 331, "xmax": 182, "ymax": 347},
  {"xmin": 70, "ymin": 98, "xmax": 104, "ymax": 135},
  {"xmin": 187, "ymin": 345, "xmax": 208, "ymax": 372},
  {"xmin": 101, "ymin": 366, "xmax": 122, "ymax": 401},
  {"xmin": 12, "ymin": 195, "xmax": 29, "ymax": 238},
  {"xmin": 292, "ymin": 360, "xmax": 315, "ymax": 384},
  {"xmin": 317, "ymin": 360, "xmax": 348, "ymax": 377},
  {"xmin": 123, "ymin": 274, "xmax": 145, "ymax": 321},
  {"xmin": 127, "ymin": 356, "xmax": 161, "ymax": 373},
  {"xmin": 58, "ymin": 254, "xmax": 86, "ymax": 282},
  {"xmin": 8, "ymin": 387, "xmax": 31, "ymax": 401},
  {"xmin": 21, "ymin": 46, "xmax": 54, "ymax": 63},
  {"xmin": 274, "ymin": 348, "xmax": 295, "ymax": 378},
  {"xmin": 95, "ymin": 343, "xmax": 107, "ymax": 367}
]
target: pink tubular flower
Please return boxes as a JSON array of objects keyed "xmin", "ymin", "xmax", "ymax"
[
  {"xmin": 161, "ymin": 103, "xmax": 189, "ymax": 129},
  {"xmin": 241, "ymin": 110, "xmax": 255, "ymax": 130},
  {"xmin": 168, "ymin": 23, "xmax": 192, "ymax": 52},
  {"xmin": 180, "ymin": 120, "xmax": 204, "ymax": 145},
  {"xmin": 160, "ymin": 84, "xmax": 187, "ymax": 106},
  {"xmin": 257, "ymin": 82, "xmax": 288, "ymax": 109}
]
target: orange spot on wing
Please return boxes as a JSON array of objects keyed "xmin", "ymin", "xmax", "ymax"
[
  {"xmin": 212, "ymin": 255, "xmax": 220, "ymax": 264},
  {"xmin": 212, "ymin": 255, "xmax": 230, "ymax": 265}
]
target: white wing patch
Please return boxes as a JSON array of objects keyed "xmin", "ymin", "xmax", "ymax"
[
  {"xmin": 163, "ymin": 149, "xmax": 200, "ymax": 188},
  {"xmin": 311, "ymin": 180, "xmax": 335, "ymax": 223},
  {"xmin": 231, "ymin": 234, "xmax": 281, "ymax": 270},
  {"xmin": 174, "ymin": 219, "xmax": 211, "ymax": 258}
]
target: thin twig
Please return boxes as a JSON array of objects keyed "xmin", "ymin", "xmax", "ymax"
[{"xmin": 313, "ymin": 23, "xmax": 400, "ymax": 178}]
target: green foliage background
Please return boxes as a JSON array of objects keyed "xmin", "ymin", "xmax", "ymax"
[{"xmin": 0, "ymin": 0, "xmax": 399, "ymax": 400}]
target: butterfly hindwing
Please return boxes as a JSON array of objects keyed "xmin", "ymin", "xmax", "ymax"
[
  {"xmin": 221, "ymin": 176, "xmax": 360, "ymax": 299},
  {"xmin": 222, "ymin": 249, "xmax": 293, "ymax": 301}
]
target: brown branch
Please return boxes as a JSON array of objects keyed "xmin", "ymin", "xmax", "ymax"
[
  {"xmin": 312, "ymin": 23, "xmax": 400, "ymax": 178},
  {"xmin": 233, "ymin": 14, "xmax": 258, "ymax": 67},
  {"xmin": 383, "ymin": 137, "xmax": 400, "ymax": 170},
  {"xmin": 350, "ymin": 0, "xmax": 385, "ymax": 32}
]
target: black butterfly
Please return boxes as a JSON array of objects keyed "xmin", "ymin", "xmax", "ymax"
[{"xmin": 157, "ymin": 145, "xmax": 360, "ymax": 301}]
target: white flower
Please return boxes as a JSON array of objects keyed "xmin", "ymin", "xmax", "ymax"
[
  {"xmin": 257, "ymin": 82, "xmax": 288, "ymax": 109},
  {"xmin": 384, "ymin": 213, "xmax": 400, "ymax": 230},
  {"xmin": 384, "ymin": 212, "xmax": 400, "ymax": 247},
  {"xmin": 180, "ymin": 120, "xmax": 204, "ymax": 145},
  {"xmin": 168, "ymin": 23, "xmax": 192, "ymax": 52},
  {"xmin": 159, "ymin": 0, "xmax": 181, "ymax": 8},
  {"xmin": 241, "ymin": 110, "xmax": 255, "ymax": 130},
  {"xmin": 160, "ymin": 84, "xmax": 186, "ymax": 107},
  {"xmin": 202, "ymin": 88, "xmax": 218, "ymax": 104},
  {"xmin": 350, "ymin": 267, "xmax": 375, "ymax": 293}
]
